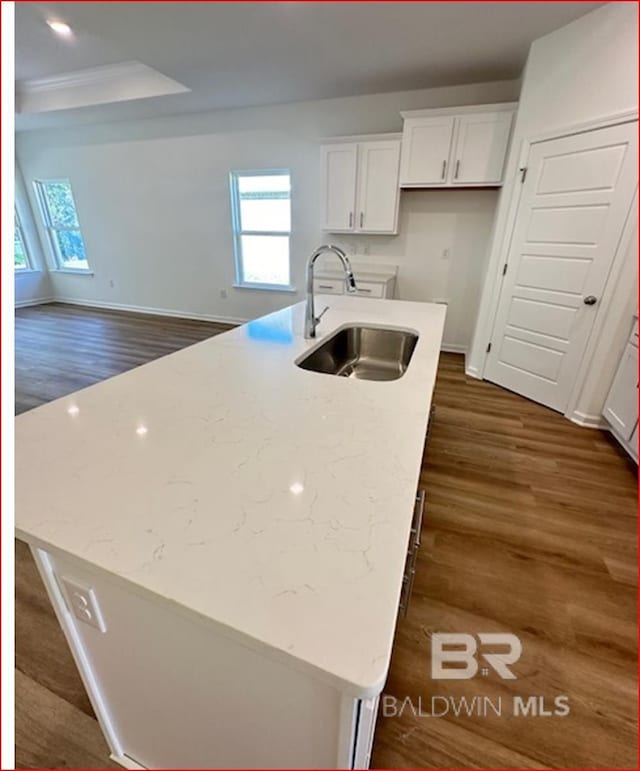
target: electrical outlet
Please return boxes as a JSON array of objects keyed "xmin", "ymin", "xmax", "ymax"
[
  {"xmin": 442, "ymin": 248, "xmax": 450, "ymax": 260},
  {"xmin": 220, "ymin": 288, "xmax": 228, "ymax": 299},
  {"xmin": 59, "ymin": 575, "xmax": 106, "ymax": 632}
]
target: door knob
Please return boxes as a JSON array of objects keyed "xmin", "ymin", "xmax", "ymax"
[{"xmin": 583, "ymin": 295, "xmax": 598, "ymax": 305}]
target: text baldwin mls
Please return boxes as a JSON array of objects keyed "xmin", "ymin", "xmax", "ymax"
[{"xmin": 382, "ymin": 695, "xmax": 570, "ymax": 718}]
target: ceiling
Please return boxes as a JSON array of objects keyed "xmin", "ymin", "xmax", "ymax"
[{"xmin": 15, "ymin": 1, "xmax": 603, "ymax": 130}]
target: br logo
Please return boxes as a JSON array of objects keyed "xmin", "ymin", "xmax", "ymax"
[{"xmin": 431, "ymin": 633, "xmax": 522, "ymax": 680}]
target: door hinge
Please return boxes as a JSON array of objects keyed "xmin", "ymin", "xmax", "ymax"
[
  {"xmin": 519, "ymin": 166, "xmax": 528, "ymax": 183},
  {"xmin": 502, "ymin": 263, "xmax": 508, "ymax": 276},
  {"xmin": 486, "ymin": 342, "xmax": 492, "ymax": 353}
]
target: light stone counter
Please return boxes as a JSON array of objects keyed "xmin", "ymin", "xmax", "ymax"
[{"xmin": 16, "ymin": 296, "xmax": 446, "ymax": 697}]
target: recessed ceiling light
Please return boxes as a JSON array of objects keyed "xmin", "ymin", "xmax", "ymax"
[
  {"xmin": 136, "ymin": 425, "xmax": 148, "ymax": 436},
  {"xmin": 289, "ymin": 482, "xmax": 304, "ymax": 495},
  {"xmin": 47, "ymin": 20, "xmax": 73, "ymax": 36}
]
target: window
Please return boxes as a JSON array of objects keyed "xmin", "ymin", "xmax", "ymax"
[
  {"xmin": 34, "ymin": 179, "xmax": 90, "ymax": 271},
  {"xmin": 14, "ymin": 209, "xmax": 30, "ymax": 270},
  {"xmin": 230, "ymin": 170, "xmax": 291, "ymax": 289}
]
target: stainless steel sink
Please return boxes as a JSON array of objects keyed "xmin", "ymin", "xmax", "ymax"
[{"xmin": 297, "ymin": 325, "xmax": 418, "ymax": 381}]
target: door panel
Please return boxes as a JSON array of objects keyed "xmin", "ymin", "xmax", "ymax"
[
  {"xmin": 320, "ymin": 144, "xmax": 357, "ymax": 232},
  {"xmin": 526, "ymin": 205, "xmax": 609, "ymax": 244},
  {"xmin": 516, "ymin": 255, "xmax": 591, "ymax": 293},
  {"xmin": 356, "ymin": 140, "xmax": 400, "ymax": 233},
  {"xmin": 537, "ymin": 144, "xmax": 627, "ymax": 194},
  {"xmin": 485, "ymin": 121, "xmax": 638, "ymax": 412}
]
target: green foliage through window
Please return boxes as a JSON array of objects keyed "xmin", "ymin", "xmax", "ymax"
[
  {"xmin": 35, "ymin": 179, "xmax": 89, "ymax": 270},
  {"xmin": 14, "ymin": 210, "xmax": 29, "ymax": 270}
]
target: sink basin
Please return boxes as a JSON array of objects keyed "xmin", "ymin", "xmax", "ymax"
[{"xmin": 297, "ymin": 325, "xmax": 418, "ymax": 381}]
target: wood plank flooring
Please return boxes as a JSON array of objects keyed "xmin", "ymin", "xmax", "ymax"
[
  {"xmin": 15, "ymin": 302, "xmax": 232, "ymax": 415},
  {"xmin": 14, "ymin": 303, "xmax": 638, "ymax": 769}
]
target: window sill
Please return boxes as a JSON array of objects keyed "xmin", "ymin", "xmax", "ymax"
[
  {"xmin": 50, "ymin": 269, "xmax": 95, "ymax": 276},
  {"xmin": 15, "ymin": 269, "xmax": 41, "ymax": 276},
  {"xmin": 233, "ymin": 283, "xmax": 297, "ymax": 293}
]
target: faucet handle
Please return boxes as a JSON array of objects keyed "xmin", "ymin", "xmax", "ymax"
[{"xmin": 315, "ymin": 306, "xmax": 329, "ymax": 323}]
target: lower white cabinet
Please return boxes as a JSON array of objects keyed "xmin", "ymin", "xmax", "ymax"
[
  {"xmin": 29, "ymin": 545, "xmax": 383, "ymax": 770},
  {"xmin": 313, "ymin": 261, "xmax": 397, "ymax": 301},
  {"xmin": 603, "ymin": 319, "xmax": 638, "ymax": 461}
]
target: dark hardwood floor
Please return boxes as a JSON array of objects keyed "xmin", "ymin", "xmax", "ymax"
[
  {"xmin": 15, "ymin": 303, "xmax": 638, "ymax": 769},
  {"xmin": 15, "ymin": 302, "xmax": 232, "ymax": 415}
]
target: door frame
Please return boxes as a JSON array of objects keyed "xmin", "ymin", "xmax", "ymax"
[
  {"xmin": 564, "ymin": 187, "xmax": 638, "ymax": 426},
  {"xmin": 476, "ymin": 109, "xmax": 638, "ymax": 418}
]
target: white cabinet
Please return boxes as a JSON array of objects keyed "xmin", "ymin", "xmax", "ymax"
[
  {"xmin": 603, "ymin": 319, "xmax": 638, "ymax": 462},
  {"xmin": 320, "ymin": 144, "xmax": 357, "ymax": 231},
  {"xmin": 399, "ymin": 103, "xmax": 516, "ymax": 188},
  {"xmin": 321, "ymin": 135, "xmax": 401, "ymax": 234},
  {"xmin": 313, "ymin": 262, "xmax": 397, "ymax": 300},
  {"xmin": 398, "ymin": 116, "xmax": 455, "ymax": 186},
  {"xmin": 452, "ymin": 111, "xmax": 514, "ymax": 185}
]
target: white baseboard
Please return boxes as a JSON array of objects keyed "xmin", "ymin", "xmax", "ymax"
[
  {"xmin": 54, "ymin": 296, "xmax": 248, "ymax": 326},
  {"xmin": 465, "ymin": 364, "xmax": 482, "ymax": 379},
  {"xmin": 15, "ymin": 296, "xmax": 55, "ymax": 308},
  {"xmin": 567, "ymin": 410, "xmax": 606, "ymax": 429},
  {"xmin": 441, "ymin": 343, "xmax": 467, "ymax": 355},
  {"xmin": 110, "ymin": 753, "xmax": 146, "ymax": 770}
]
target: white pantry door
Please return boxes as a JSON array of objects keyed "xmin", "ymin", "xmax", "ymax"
[{"xmin": 485, "ymin": 120, "xmax": 638, "ymax": 412}]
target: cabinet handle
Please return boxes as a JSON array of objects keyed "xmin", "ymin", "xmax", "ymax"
[
  {"xmin": 441, "ymin": 160, "xmax": 447, "ymax": 180},
  {"xmin": 454, "ymin": 160, "xmax": 460, "ymax": 179},
  {"xmin": 349, "ymin": 212, "xmax": 353, "ymax": 229},
  {"xmin": 360, "ymin": 212, "xmax": 364, "ymax": 228},
  {"xmin": 318, "ymin": 285, "xmax": 334, "ymax": 290},
  {"xmin": 411, "ymin": 489, "xmax": 426, "ymax": 549},
  {"xmin": 357, "ymin": 288, "xmax": 372, "ymax": 294}
]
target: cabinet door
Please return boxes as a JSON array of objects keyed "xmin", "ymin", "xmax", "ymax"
[
  {"xmin": 451, "ymin": 112, "xmax": 513, "ymax": 185},
  {"xmin": 604, "ymin": 342, "xmax": 638, "ymax": 441},
  {"xmin": 399, "ymin": 116, "xmax": 455, "ymax": 186},
  {"xmin": 320, "ymin": 144, "xmax": 357, "ymax": 232},
  {"xmin": 356, "ymin": 140, "xmax": 401, "ymax": 233}
]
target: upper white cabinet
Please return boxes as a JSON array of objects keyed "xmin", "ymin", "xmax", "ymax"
[
  {"xmin": 399, "ymin": 116, "xmax": 455, "ymax": 185},
  {"xmin": 321, "ymin": 135, "xmax": 401, "ymax": 234},
  {"xmin": 399, "ymin": 103, "xmax": 516, "ymax": 188},
  {"xmin": 320, "ymin": 143, "xmax": 358, "ymax": 231}
]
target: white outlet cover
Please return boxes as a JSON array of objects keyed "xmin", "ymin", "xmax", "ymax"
[{"xmin": 58, "ymin": 575, "xmax": 107, "ymax": 633}]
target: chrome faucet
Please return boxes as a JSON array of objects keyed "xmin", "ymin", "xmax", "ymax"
[{"xmin": 304, "ymin": 245, "xmax": 357, "ymax": 339}]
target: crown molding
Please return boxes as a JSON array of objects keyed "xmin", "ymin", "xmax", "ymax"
[
  {"xmin": 16, "ymin": 60, "xmax": 189, "ymax": 114},
  {"xmin": 18, "ymin": 61, "xmax": 157, "ymax": 94}
]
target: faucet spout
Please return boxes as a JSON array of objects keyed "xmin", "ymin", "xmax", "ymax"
[{"xmin": 304, "ymin": 245, "xmax": 357, "ymax": 339}]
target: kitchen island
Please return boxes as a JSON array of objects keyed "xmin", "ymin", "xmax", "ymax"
[{"xmin": 15, "ymin": 295, "xmax": 446, "ymax": 769}]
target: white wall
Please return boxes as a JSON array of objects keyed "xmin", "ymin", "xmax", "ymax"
[
  {"xmin": 468, "ymin": 1, "xmax": 638, "ymax": 420},
  {"xmin": 14, "ymin": 165, "xmax": 53, "ymax": 306},
  {"xmin": 16, "ymin": 78, "xmax": 519, "ymax": 349}
]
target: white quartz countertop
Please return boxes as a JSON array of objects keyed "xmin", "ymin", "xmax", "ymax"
[{"xmin": 15, "ymin": 296, "xmax": 445, "ymax": 696}]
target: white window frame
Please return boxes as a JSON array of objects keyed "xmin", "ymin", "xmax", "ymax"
[
  {"xmin": 34, "ymin": 178, "xmax": 91, "ymax": 273},
  {"xmin": 229, "ymin": 169, "xmax": 293, "ymax": 291},
  {"xmin": 14, "ymin": 207, "xmax": 31, "ymax": 271}
]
